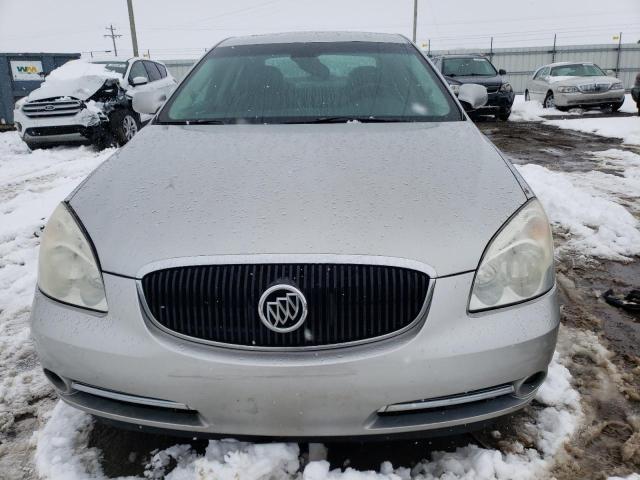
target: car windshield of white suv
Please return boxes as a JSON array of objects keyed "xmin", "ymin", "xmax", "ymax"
[
  {"xmin": 91, "ymin": 61, "xmax": 128, "ymax": 76},
  {"xmin": 442, "ymin": 57, "xmax": 497, "ymax": 77},
  {"xmin": 158, "ymin": 41, "xmax": 461, "ymax": 124},
  {"xmin": 550, "ymin": 64, "xmax": 605, "ymax": 77}
]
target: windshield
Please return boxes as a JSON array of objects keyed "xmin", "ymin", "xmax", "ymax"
[
  {"xmin": 442, "ymin": 57, "xmax": 497, "ymax": 77},
  {"xmin": 91, "ymin": 61, "xmax": 128, "ymax": 76},
  {"xmin": 550, "ymin": 64, "xmax": 605, "ymax": 77},
  {"xmin": 158, "ymin": 41, "xmax": 461, "ymax": 124}
]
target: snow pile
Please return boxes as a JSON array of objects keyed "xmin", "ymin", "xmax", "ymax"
[
  {"xmin": 517, "ymin": 162, "xmax": 640, "ymax": 260},
  {"xmin": 577, "ymin": 150, "xmax": 640, "ymax": 210},
  {"xmin": 510, "ymin": 94, "xmax": 639, "ymax": 138},
  {"xmin": 545, "ymin": 117, "xmax": 640, "ymax": 146},
  {"xmin": 509, "ymin": 95, "xmax": 561, "ymax": 122},
  {"xmin": 46, "ymin": 60, "xmax": 122, "ymax": 82},
  {"xmin": 620, "ymin": 94, "xmax": 638, "ymax": 114},
  {"xmin": 28, "ymin": 59, "xmax": 123, "ymax": 102},
  {"xmin": 33, "ymin": 353, "xmax": 581, "ymax": 480},
  {"xmin": 33, "ymin": 402, "xmax": 104, "ymax": 480},
  {"xmin": 0, "ymin": 132, "xmax": 113, "ymax": 473}
]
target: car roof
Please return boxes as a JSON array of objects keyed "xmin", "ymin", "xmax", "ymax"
[
  {"xmin": 218, "ymin": 31, "xmax": 408, "ymax": 47},
  {"xmin": 435, "ymin": 54, "xmax": 488, "ymax": 59},
  {"xmin": 539, "ymin": 61, "xmax": 596, "ymax": 69}
]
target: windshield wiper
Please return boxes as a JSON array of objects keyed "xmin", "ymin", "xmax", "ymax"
[{"xmin": 283, "ymin": 116, "xmax": 407, "ymax": 124}]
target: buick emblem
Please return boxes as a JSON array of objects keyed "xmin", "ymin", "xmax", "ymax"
[{"xmin": 258, "ymin": 284, "xmax": 307, "ymax": 333}]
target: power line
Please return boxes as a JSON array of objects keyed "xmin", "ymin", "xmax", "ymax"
[{"xmin": 104, "ymin": 24, "xmax": 123, "ymax": 57}]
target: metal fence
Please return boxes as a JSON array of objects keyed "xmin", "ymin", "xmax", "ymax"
[
  {"xmin": 428, "ymin": 43, "xmax": 639, "ymax": 94},
  {"xmin": 160, "ymin": 42, "xmax": 639, "ymax": 94}
]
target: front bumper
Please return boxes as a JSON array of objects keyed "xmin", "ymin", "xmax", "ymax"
[
  {"xmin": 13, "ymin": 106, "xmax": 103, "ymax": 146},
  {"xmin": 554, "ymin": 90, "xmax": 625, "ymax": 107},
  {"xmin": 31, "ymin": 271, "xmax": 559, "ymax": 438},
  {"xmin": 476, "ymin": 91, "xmax": 515, "ymax": 113}
]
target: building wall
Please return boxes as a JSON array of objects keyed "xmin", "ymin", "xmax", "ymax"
[
  {"xmin": 428, "ymin": 43, "xmax": 638, "ymax": 94},
  {"xmin": 162, "ymin": 59, "xmax": 197, "ymax": 82}
]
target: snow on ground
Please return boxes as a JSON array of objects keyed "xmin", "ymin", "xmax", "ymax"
[
  {"xmin": 508, "ymin": 95, "xmax": 577, "ymax": 122},
  {"xmin": 0, "ymin": 131, "xmax": 114, "ymax": 474},
  {"xmin": 544, "ymin": 116, "xmax": 640, "ymax": 146},
  {"xmin": 517, "ymin": 150, "xmax": 640, "ymax": 260},
  {"xmin": 509, "ymin": 94, "xmax": 640, "ymax": 145}
]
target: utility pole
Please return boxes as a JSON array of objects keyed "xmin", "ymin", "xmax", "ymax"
[
  {"xmin": 126, "ymin": 0, "xmax": 139, "ymax": 57},
  {"xmin": 615, "ymin": 32, "xmax": 622, "ymax": 78},
  {"xmin": 412, "ymin": 0, "xmax": 418, "ymax": 43},
  {"xmin": 104, "ymin": 24, "xmax": 122, "ymax": 57},
  {"xmin": 551, "ymin": 33, "xmax": 557, "ymax": 63}
]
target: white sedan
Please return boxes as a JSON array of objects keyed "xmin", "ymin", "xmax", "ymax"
[{"xmin": 525, "ymin": 62, "xmax": 625, "ymax": 111}]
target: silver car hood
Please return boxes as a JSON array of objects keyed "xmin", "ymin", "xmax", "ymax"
[{"xmin": 69, "ymin": 122, "xmax": 526, "ymax": 277}]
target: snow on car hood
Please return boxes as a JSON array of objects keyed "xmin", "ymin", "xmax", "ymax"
[
  {"xmin": 27, "ymin": 60, "xmax": 123, "ymax": 101},
  {"xmin": 69, "ymin": 122, "xmax": 527, "ymax": 277}
]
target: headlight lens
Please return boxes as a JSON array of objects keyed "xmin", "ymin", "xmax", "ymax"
[
  {"xmin": 557, "ymin": 86, "xmax": 579, "ymax": 93},
  {"xmin": 38, "ymin": 203, "xmax": 107, "ymax": 312},
  {"xmin": 610, "ymin": 82, "xmax": 624, "ymax": 90},
  {"xmin": 469, "ymin": 199, "xmax": 554, "ymax": 312},
  {"xmin": 500, "ymin": 83, "xmax": 513, "ymax": 93},
  {"xmin": 15, "ymin": 96, "xmax": 28, "ymax": 109},
  {"xmin": 449, "ymin": 83, "xmax": 460, "ymax": 95}
]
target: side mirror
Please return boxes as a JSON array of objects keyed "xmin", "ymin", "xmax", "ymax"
[
  {"xmin": 498, "ymin": 68, "xmax": 507, "ymax": 76},
  {"xmin": 606, "ymin": 69, "xmax": 616, "ymax": 77},
  {"xmin": 458, "ymin": 83, "xmax": 488, "ymax": 111},
  {"xmin": 131, "ymin": 76, "xmax": 148, "ymax": 86},
  {"xmin": 132, "ymin": 90, "xmax": 167, "ymax": 115}
]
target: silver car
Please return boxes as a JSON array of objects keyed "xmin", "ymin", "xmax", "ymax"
[
  {"xmin": 31, "ymin": 32, "xmax": 559, "ymax": 439},
  {"xmin": 525, "ymin": 61, "xmax": 625, "ymax": 111}
]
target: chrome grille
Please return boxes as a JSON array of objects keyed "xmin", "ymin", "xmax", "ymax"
[
  {"xmin": 141, "ymin": 264, "xmax": 430, "ymax": 349},
  {"xmin": 22, "ymin": 97, "xmax": 83, "ymax": 117},
  {"xmin": 578, "ymin": 83, "xmax": 611, "ymax": 93}
]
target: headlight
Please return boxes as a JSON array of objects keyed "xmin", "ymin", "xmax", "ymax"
[
  {"xmin": 499, "ymin": 83, "xmax": 513, "ymax": 93},
  {"xmin": 469, "ymin": 199, "xmax": 554, "ymax": 312},
  {"xmin": 557, "ymin": 86, "xmax": 579, "ymax": 93},
  {"xmin": 610, "ymin": 82, "xmax": 624, "ymax": 90},
  {"xmin": 38, "ymin": 203, "xmax": 107, "ymax": 312},
  {"xmin": 14, "ymin": 96, "xmax": 28, "ymax": 109},
  {"xmin": 449, "ymin": 84, "xmax": 460, "ymax": 95}
]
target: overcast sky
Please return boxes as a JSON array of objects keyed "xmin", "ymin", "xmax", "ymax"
[{"xmin": 1, "ymin": 0, "xmax": 639, "ymax": 59}]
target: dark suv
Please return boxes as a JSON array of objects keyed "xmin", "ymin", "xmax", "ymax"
[{"xmin": 432, "ymin": 54, "xmax": 514, "ymax": 120}]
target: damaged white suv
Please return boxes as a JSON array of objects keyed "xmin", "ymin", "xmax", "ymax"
[{"xmin": 13, "ymin": 58, "xmax": 176, "ymax": 149}]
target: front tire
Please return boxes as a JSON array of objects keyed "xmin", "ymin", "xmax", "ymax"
[
  {"xmin": 110, "ymin": 109, "xmax": 140, "ymax": 146},
  {"xmin": 496, "ymin": 108, "xmax": 511, "ymax": 121},
  {"xmin": 543, "ymin": 91, "xmax": 555, "ymax": 109},
  {"xmin": 610, "ymin": 101, "xmax": 624, "ymax": 113}
]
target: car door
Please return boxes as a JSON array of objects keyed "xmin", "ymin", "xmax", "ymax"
[
  {"xmin": 148, "ymin": 61, "xmax": 177, "ymax": 98},
  {"xmin": 530, "ymin": 67, "xmax": 550, "ymax": 101}
]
